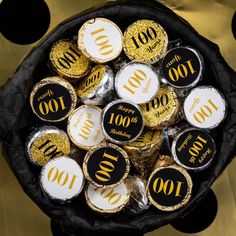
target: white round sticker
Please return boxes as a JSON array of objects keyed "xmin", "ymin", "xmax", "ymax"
[
  {"xmin": 115, "ymin": 62, "xmax": 160, "ymax": 104},
  {"xmin": 67, "ymin": 105, "xmax": 105, "ymax": 150},
  {"xmin": 78, "ymin": 18, "xmax": 123, "ymax": 63},
  {"xmin": 184, "ymin": 86, "xmax": 226, "ymax": 129},
  {"xmin": 86, "ymin": 182, "xmax": 129, "ymax": 212},
  {"xmin": 40, "ymin": 157, "xmax": 84, "ymax": 201}
]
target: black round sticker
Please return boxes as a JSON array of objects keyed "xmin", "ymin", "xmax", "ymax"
[
  {"xmin": 173, "ymin": 129, "xmax": 215, "ymax": 170},
  {"xmin": 32, "ymin": 83, "xmax": 72, "ymax": 121},
  {"xmin": 148, "ymin": 167, "xmax": 191, "ymax": 209},
  {"xmin": 84, "ymin": 145, "xmax": 129, "ymax": 187},
  {"xmin": 102, "ymin": 100, "xmax": 144, "ymax": 144},
  {"xmin": 161, "ymin": 47, "xmax": 203, "ymax": 88}
]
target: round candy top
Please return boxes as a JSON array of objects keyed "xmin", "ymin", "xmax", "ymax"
[
  {"xmin": 184, "ymin": 86, "xmax": 227, "ymax": 129},
  {"xmin": 30, "ymin": 76, "xmax": 77, "ymax": 122},
  {"xmin": 115, "ymin": 62, "xmax": 160, "ymax": 104},
  {"xmin": 40, "ymin": 157, "xmax": 84, "ymax": 201},
  {"xmin": 83, "ymin": 143, "xmax": 130, "ymax": 188},
  {"xmin": 102, "ymin": 99, "xmax": 144, "ymax": 144},
  {"xmin": 140, "ymin": 86, "xmax": 180, "ymax": 128},
  {"xmin": 171, "ymin": 128, "xmax": 216, "ymax": 171},
  {"xmin": 147, "ymin": 165, "xmax": 192, "ymax": 211},
  {"xmin": 161, "ymin": 46, "xmax": 204, "ymax": 88},
  {"xmin": 85, "ymin": 182, "xmax": 130, "ymax": 213},
  {"xmin": 123, "ymin": 19, "xmax": 168, "ymax": 64},
  {"xmin": 67, "ymin": 105, "xmax": 105, "ymax": 150},
  {"xmin": 78, "ymin": 18, "xmax": 123, "ymax": 63}
]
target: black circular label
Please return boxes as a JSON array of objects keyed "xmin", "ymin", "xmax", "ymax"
[
  {"xmin": 102, "ymin": 101, "xmax": 143, "ymax": 143},
  {"xmin": 148, "ymin": 168, "xmax": 188, "ymax": 207},
  {"xmin": 174, "ymin": 129, "xmax": 215, "ymax": 169},
  {"xmin": 86, "ymin": 146, "xmax": 127, "ymax": 186},
  {"xmin": 32, "ymin": 83, "xmax": 72, "ymax": 121},
  {"xmin": 161, "ymin": 47, "xmax": 202, "ymax": 87}
]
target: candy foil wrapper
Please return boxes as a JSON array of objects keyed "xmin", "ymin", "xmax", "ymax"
[
  {"xmin": 124, "ymin": 175, "xmax": 150, "ymax": 216},
  {"xmin": 153, "ymin": 155, "xmax": 175, "ymax": 169},
  {"xmin": 112, "ymin": 53, "xmax": 130, "ymax": 72},
  {"xmin": 77, "ymin": 65, "xmax": 115, "ymax": 105},
  {"xmin": 30, "ymin": 76, "xmax": 77, "ymax": 122},
  {"xmin": 25, "ymin": 126, "xmax": 70, "ymax": 166},
  {"xmin": 123, "ymin": 19, "xmax": 168, "ymax": 64},
  {"xmin": 166, "ymin": 122, "xmax": 190, "ymax": 139},
  {"xmin": 123, "ymin": 128, "xmax": 163, "ymax": 178},
  {"xmin": 49, "ymin": 39, "xmax": 91, "ymax": 81}
]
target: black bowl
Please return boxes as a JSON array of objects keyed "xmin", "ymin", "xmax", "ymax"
[{"xmin": 0, "ymin": 0, "xmax": 236, "ymax": 235}]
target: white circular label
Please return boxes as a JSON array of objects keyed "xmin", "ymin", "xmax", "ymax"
[
  {"xmin": 184, "ymin": 86, "xmax": 226, "ymax": 129},
  {"xmin": 78, "ymin": 18, "xmax": 123, "ymax": 63},
  {"xmin": 67, "ymin": 105, "xmax": 105, "ymax": 149},
  {"xmin": 115, "ymin": 63, "xmax": 160, "ymax": 104},
  {"xmin": 87, "ymin": 182, "xmax": 128, "ymax": 211},
  {"xmin": 40, "ymin": 157, "xmax": 84, "ymax": 200}
]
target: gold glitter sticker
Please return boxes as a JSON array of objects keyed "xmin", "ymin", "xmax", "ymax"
[
  {"xmin": 30, "ymin": 133, "xmax": 70, "ymax": 166},
  {"xmin": 140, "ymin": 86, "xmax": 180, "ymax": 128},
  {"xmin": 77, "ymin": 65, "xmax": 106, "ymax": 97},
  {"xmin": 50, "ymin": 39, "xmax": 90, "ymax": 80},
  {"xmin": 123, "ymin": 20, "xmax": 168, "ymax": 64}
]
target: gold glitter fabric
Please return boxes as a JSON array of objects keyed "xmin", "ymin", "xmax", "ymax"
[
  {"xmin": 123, "ymin": 19, "xmax": 168, "ymax": 64},
  {"xmin": 77, "ymin": 65, "xmax": 106, "ymax": 97},
  {"xmin": 30, "ymin": 133, "xmax": 70, "ymax": 166},
  {"xmin": 140, "ymin": 86, "xmax": 180, "ymax": 128},
  {"xmin": 49, "ymin": 39, "xmax": 91, "ymax": 80}
]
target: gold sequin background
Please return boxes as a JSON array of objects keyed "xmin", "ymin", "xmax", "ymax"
[{"xmin": 0, "ymin": 0, "xmax": 235, "ymax": 235}]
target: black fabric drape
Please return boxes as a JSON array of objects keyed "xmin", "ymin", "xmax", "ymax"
[{"xmin": 0, "ymin": 0, "xmax": 236, "ymax": 235}]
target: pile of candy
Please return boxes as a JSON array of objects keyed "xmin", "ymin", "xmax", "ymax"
[{"xmin": 26, "ymin": 18, "xmax": 227, "ymax": 215}]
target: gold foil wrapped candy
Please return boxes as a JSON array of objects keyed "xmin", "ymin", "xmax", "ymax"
[
  {"xmin": 49, "ymin": 39, "xmax": 91, "ymax": 81},
  {"xmin": 25, "ymin": 126, "xmax": 70, "ymax": 166},
  {"xmin": 123, "ymin": 128, "xmax": 163, "ymax": 178},
  {"xmin": 140, "ymin": 85, "xmax": 181, "ymax": 128},
  {"xmin": 123, "ymin": 19, "xmax": 168, "ymax": 64}
]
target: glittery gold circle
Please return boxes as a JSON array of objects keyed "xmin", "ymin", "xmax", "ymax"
[
  {"xmin": 140, "ymin": 86, "xmax": 180, "ymax": 128},
  {"xmin": 50, "ymin": 39, "xmax": 91, "ymax": 80},
  {"xmin": 77, "ymin": 65, "xmax": 106, "ymax": 97},
  {"xmin": 123, "ymin": 20, "xmax": 168, "ymax": 64},
  {"xmin": 29, "ymin": 132, "xmax": 70, "ymax": 166}
]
